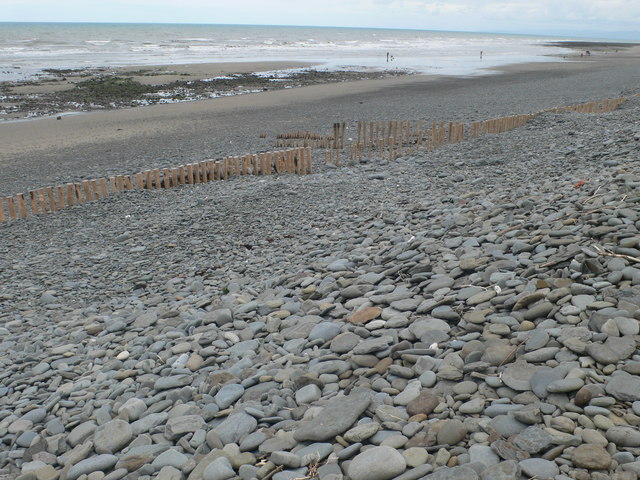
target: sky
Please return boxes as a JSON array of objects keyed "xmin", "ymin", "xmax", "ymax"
[{"xmin": 4, "ymin": 0, "xmax": 640, "ymax": 39}]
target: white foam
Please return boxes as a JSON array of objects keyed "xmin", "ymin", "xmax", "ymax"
[{"xmin": 0, "ymin": 23, "xmax": 576, "ymax": 81}]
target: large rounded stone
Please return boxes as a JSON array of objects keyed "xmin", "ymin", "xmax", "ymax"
[
  {"xmin": 606, "ymin": 426, "xmax": 640, "ymax": 447},
  {"xmin": 436, "ymin": 419, "xmax": 467, "ymax": 446},
  {"xmin": 93, "ymin": 419, "xmax": 133, "ymax": 454},
  {"xmin": 407, "ymin": 391, "xmax": 440, "ymax": 416},
  {"xmin": 605, "ymin": 374, "xmax": 640, "ymax": 402},
  {"xmin": 572, "ymin": 444, "xmax": 611, "ymax": 469},
  {"xmin": 67, "ymin": 455, "xmax": 118, "ymax": 480},
  {"xmin": 348, "ymin": 445, "xmax": 407, "ymax": 480},
  {"xmin": 294, "ymin": 390, "xmax": 371, "ymax": 442}
]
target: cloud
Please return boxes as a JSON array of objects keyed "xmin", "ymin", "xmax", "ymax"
[{"xmin": 4, "ymin": 0, "xmax": 640, "ymax": 36}]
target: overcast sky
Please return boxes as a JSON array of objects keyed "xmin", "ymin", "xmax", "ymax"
[{"xmin": 5, "ymin": 0, "xmax": 640, "ymax": 39}]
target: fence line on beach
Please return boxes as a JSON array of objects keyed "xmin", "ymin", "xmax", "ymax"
[
  {"xmin": 0, "ymin": 95, "xmax": 630, "ymax": 224},
  {"xmin": 0, "ymin": 147, "xmax": 312, "ymax": 223},
  {"xmin": 336, "ymin": 96, "xmax": 628, "ymax": 163}
]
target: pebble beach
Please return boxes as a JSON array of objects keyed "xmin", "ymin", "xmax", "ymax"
[{"xmin": 1, "ymin": 46, "xmax": 640, "ymax": 480}]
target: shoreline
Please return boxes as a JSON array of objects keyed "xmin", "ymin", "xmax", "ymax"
[
  {"xmin": 0, "ymin": 61, "xmax": 411, "ymax": 122},
  {"xmin": 2, "ymin": 41, "xmax": 638, "ymax": 123},
  {"xmin": 1, "ymin": 41, "xmax": 640, "ymax": 196}
]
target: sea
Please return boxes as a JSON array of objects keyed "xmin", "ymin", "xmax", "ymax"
[{"xmin": 0, "ymin": 22, "xmax": 581, "ymax": 82}]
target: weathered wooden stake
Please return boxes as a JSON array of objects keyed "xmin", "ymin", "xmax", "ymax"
[
  {"xmin": 187, "ymin": 164, "xmax": 194, "ymax": 184},
  {"xmin": 81, "ymin": 180, "xmax": 93, "ymax": 202},
  {"xmin": 46, "ymin": 187, "xmax": 57, "ymax": 212},
  {"xmin": 7, "ymin": 197, "xmax": 17, "ymax": 219},
  {"xmin": 89, "ymin": 181, "xmax": 100, "ymax": 200},
  {"xmin": 66, "ymin": 184, "xmax": 75, "ymax": 206},
  {"xmin": 17, "ymin": 194, "xmax": 29, "ymax": 217},
  {"xmin": 55, "ymin": 186, "xmax": 65, "ymax": 210},
  {"xmin": 0, "ymin": 198, "xmax": 5, "ymax": 222},
  {"xmin": 75, "ymin": 184, "xmax": 84, "ymax": 203},
  {"xmin": 29, "ymin": 191, "xmax": 39, "ymax": 215}
]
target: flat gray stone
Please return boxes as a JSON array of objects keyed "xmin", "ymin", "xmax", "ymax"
[
  {"xmin": 67, "ymin": 454, "xmax": 118, "ymax": 480},
  {"xmin": 203, "ymin": 456, "xmax": 236, "ymax": 480},
  {"xmin": 93, "ymin": 419, "xmax": 133, "ymax": 454},
  {"xmin": 519, "ymin": 458, "xmax": 559, "ymax": 480},
  {"xmin": 214, "ymin": 413, "xmax": 257, "ymax": 445},
  {"xmin": 501, "ymin": 362, "xmax": 543, "ymax": 391},
  {"xmin": 512, "ymin": 426, "xmax": 554, "ymax": 454},
  {"xmin": 605, "ymin": 374, "xmax": 640, "ymax": 402},
  {"xmin": 294, "ymin": 390, "xmax": 371, "ymax": 442},
  {"xmin": 214, "ymin": 384, "xmax": 245, "ymax": 409},
  {"xmin": 154, "ymin": 375, "xmax": 193, "ymax": 390},
  {"xmin": 165, "ymin": 415, "xmax": 205, "ymax": 439},
  {"xmin": 606, "ymin": 426, "xmax": 640, "ymax": 447},
  {"xmin": 348, "ymin": 445, "xmax": 407, "ymax": 480},
  {"xmin": 479, "ymin": 461, "xmax": 521, "ymax": 480}
]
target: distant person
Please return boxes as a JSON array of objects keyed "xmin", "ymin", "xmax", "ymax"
[
  {"xmin": 387, "ymin": 52, "xmax": 389, "ymax": 62},
  {"xmin": 480, "ymin": 50, "xmax": 483, "ymax": 60}
]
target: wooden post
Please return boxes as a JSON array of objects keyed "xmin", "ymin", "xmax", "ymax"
[
  {"xmin": 82, "ymin": 180, "xmax": 93, "ymax": 202},
  {"xmin": 7, "ymin": 197, "xmax": 17, "ymax": 219},
  {"xmin": 124, "ymin": 176, "xmax": 133, "ymax": 190},
  {"xmin": 172, "ymin": 168, "xmax": 179, "ymax": 187},
  {"xmin": 222, "ymin": 158, "xmax": 228, "ymax": 180},
  {"xmin": 179, "ymin": 165, "xmax": 186, "ymax": 184},
  {"xmin": 259, "ymin": 153, "xmax": 266, "ymax": 175},
  {"xmin": 66, "ymin": 184, "xmax": 75, "ymax": 206},
  {"xmin": 75, "ymin": 184, "xmax": 84, "ymax": 203},
  {"xmin": 37, "ymin": 188, "xmax": 47, "ymax": 213},
  {"xmin": 153, "ymin": 169, "xmax": 161, "ymax": 188},
  {"xmin": 306, "ymin": 147, "xmax": 313, "ymax": 174},
  {"xmin": 285, "ymin": 149, "xmax": 292, "ymax": 172},
  {"xmin": 16, "ymin": 194, "xmax": 28, "ymax": 217},
  {"xmin": 163, "ymin": 168, "xmax": 171, "ymax": 188},
  {"xmin": 187, "ymin": 164, "xmax": 194, "ymax": 184},
  {"xmin": 134, "ymin": 173, "xmax": 143, "ymax": 189},
  {"xmin": 46, "ymin": 187, "xmax": 57, "ymax": 212},
  {"xmin": 0, "ymin": 198, "xmax": 5, "ymax": 222},
  {"xmin": 96, "ymin": 178, "xmax": 107, "ymax": 197},
  {"xmin": 115, "ymin": 175, "xmax": 124, "ymax": 192},
  {"xmin": 29, "ymin": 191, "xmax": 39, "ymax": 215},
  {"xmin": 144, "ymin": 171, "xmax": 152, "ymax": 189},
  {"xmin": 56, "ymin": 186, "xmax": 66, "ymax": 209},
  {"xmin": 199, "ymin": 162, "xmax": 207, "ymax": 183},
  {"xmin": 89, "ymin": 180, "xmax": 99, "ymax": 200}
]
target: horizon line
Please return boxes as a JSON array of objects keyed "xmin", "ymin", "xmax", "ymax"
[{"xmin": 2, "ymin": 21, "xmax": 638, "ymax": 42}]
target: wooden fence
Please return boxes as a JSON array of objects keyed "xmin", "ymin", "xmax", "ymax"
[
  {"xmin": 333, "ymin": 96, "xmax": 628, "ymax": 164},
  {"xmin": 1, "ymin": 94, "xmax": 631, "ymax": 224},
  {"xmin": 0, "ymin": 147, "xmax": 312, "ymax": 222}
]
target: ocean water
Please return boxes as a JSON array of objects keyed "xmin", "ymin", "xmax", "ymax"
[{"xmin": 0, "ymin": 22, "xmax": 575, "ymax": 81}]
